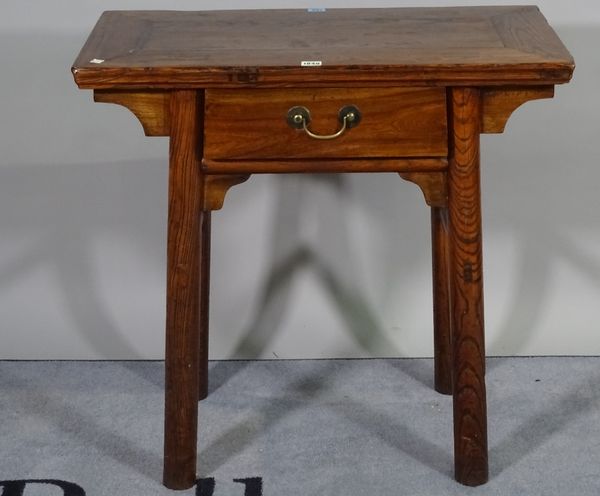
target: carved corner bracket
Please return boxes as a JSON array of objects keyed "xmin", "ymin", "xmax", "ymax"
[
  {"xmin": 399, "ymin": 171, "xmax": 448, "ymax": 207},
  {"xmin": 94, "ymin": 90, "xmax": 171, "ymax": 136},
  {"xmin": 203, "ymin": 174, "xmax": 251, "ymax": 211},
  {"xmin": 481, "ymin": 85, "xmax": 554, "ymax": 133}
]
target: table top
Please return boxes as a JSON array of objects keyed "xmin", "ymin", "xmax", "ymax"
[{"xmin": 72, "ymin": 6, "xmax": 574, "ymax": 89}]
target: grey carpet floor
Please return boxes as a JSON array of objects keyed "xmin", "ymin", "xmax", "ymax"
[{"xmin": 1, "ymin": 357, "xmax": 600, "ymax": 495}]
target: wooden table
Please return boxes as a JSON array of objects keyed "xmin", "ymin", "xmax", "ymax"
[{"xmin": 72, "ymin": 7, "xmax": 574, "ymax": 490}]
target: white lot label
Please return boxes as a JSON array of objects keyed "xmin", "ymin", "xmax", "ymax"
[{"xmin": 301, "ymin": 60, "xmax": 322, "ymax": 67}]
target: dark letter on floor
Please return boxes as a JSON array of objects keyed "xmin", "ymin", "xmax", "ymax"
[
  {"xmin": 196, "ymin": 477, "xmax": 216, "ymax": 496},
  {"xmin": 0, "ymin": 479, "xmax": 85, "ymax": 496},
  {"xmin": 234, "ymin": 478, "xmax": 263, "ymax": 496}
]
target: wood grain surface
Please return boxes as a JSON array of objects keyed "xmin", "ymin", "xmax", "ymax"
[
  {"xmin": 481, "ymin": 85, "xmax": 554, "ymax": 133},
  {"xmin": 398, "ymin": 172, "xmax": 448, "ymax": 207},
  {"xmin": 202, "ymin": 174, "xmax": 251, "ymax": 211},
  {"xmin": 164, "ymin": 90, "xmax": 204, "ymax": 490},
  {"xmin": 204, "ymin": 88, "xmax": 447, "ymax": 160},
  {"xmin": 198, "ymin": 211, "xmax": 211, "ymax": 400},
  {"xmin": 94, "ymin": 89, "xmax": 171, "ymax": 136},
  {"xmin": 448, "ymin": 87, "xmax": 488, "ymax": 486},
  {"xmin": 431, "ymin": 207, "xmax": 453, "ymax": 395},
  {"xmin": 72, "ymin": 7, "xmax": 574, "ymax": 89},
  {"xmin": 202, "ymin": 158, "xmax": 448, "ymax": 174}
]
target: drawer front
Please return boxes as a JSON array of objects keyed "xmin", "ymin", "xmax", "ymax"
[{"xmin": 203, "ymin": 88, "xmax": 447, "ymax": 161}]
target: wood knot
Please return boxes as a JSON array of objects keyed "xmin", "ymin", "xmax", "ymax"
[{"xmin": 463, "ymin": 262, "xmax": 473, "ymax": 282}]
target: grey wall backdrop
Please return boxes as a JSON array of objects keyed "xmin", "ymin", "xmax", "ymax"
[{"xmin": 1, "ymin": 1, "xmax": 599, "ymax": 359}]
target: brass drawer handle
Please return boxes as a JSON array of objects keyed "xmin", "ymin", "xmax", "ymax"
[{"xmin": 286, "ymin": 105, "xmax": 361, "ymax": 140}]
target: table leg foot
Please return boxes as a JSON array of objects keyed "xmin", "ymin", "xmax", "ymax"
[{"xmin": 163, "ymin": 469, "xmax": 197, "ymax": 491}]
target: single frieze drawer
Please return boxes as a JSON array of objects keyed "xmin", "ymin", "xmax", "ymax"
[{"xmin": 203, "ymin": 87, "xmax": 448, "ymax": 161}]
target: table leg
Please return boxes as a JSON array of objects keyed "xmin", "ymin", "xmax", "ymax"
[
  {"xmin": 199, "ymin": 211, "xmax": 211, "ymax": 400},
  {"xmin": 448, "ymin": 87, "xmax": 488, "ymax": 486},
  {"xmin": 431, "ymin": 206, "xmax": 452, "ymax": 395},
  {"xmin": 164, "ymin": 90, "xmax": 203, "ymax": 490}
]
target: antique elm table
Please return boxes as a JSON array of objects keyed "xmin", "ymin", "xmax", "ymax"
[{"xmin": 72, "ymin": 7, "xmax": 574, "ymax": 490}]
